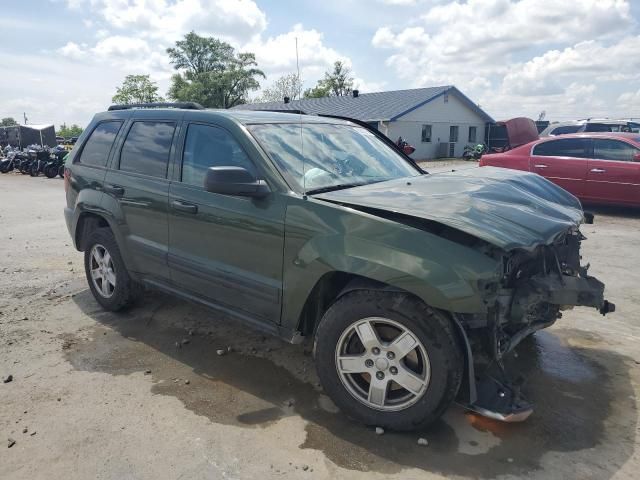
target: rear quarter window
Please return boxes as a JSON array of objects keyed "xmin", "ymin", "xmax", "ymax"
[
  {"xmin": 76, "ymin": 121, "xmax": 123, "ymax": 168},
  {"xmin": 550, "ymin": 125, "xmax": 582, "ymax": 135},
  {"xmin": 119, "ymin": 121, "xmax": 176, "ymax": 178}
]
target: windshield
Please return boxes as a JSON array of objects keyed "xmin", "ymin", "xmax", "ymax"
[{"xmin": 248, "ymin": 123, "xmax": 420, "ymax": 193}]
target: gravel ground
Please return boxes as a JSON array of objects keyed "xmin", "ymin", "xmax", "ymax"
[{"xmin": 1, "ymin": 171, "xmax": 639, "ymax": 480}]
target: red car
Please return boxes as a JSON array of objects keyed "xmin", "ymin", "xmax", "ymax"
[{"xmin": 480, "ymin": 133, "xmax": 640, "ymax": 207}]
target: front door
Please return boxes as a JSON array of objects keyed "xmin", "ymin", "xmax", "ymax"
[
  {"xmin": 168, "ymin": 122, "xmax": 286, "ymax": 323},
  {"xmin": 103, "ymin": 120, "xmax": 176, "ymax": 281},
  {"xmin": 529, "ymin": 137, "xmax": 590, "ymax": 198},
  {"xmin": 585, "ymin": 138, "xmax": 640, "ymax": 205}
]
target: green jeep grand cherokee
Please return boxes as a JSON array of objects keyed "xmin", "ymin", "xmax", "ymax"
[{"xmin": 64, "ymin": 102, "xmax": 613, "ymax": 431}]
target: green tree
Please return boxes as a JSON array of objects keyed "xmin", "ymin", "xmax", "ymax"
[
  {"xmin": 112, "ymin": 74, "xmax": 164, "ymax": 104},
  {"xmin": 255, "ymin": 73, "xmax": 302, "ymax": 102},
  {"xmin": 57, "ymin": 124, "xmax": 83, "ymax": 138},
  {"xmin": 1, "ymin": 117, "xmax": 18, "ymax": 126},
  {"xmin": 167, "ymin": 32, "xmax": 265, "ymax": 108},
  {"xmin": 304, "ymin": 61, "xmax": 354, "ymax": 98}
]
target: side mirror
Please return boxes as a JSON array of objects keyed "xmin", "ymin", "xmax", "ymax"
[
  {"xmin": 204, "ymin": 166, "xmax": 270, "ymax": 198},
  {"xmin": 633, "ymin": 153, "xmax": 640, "ymax": 162}
]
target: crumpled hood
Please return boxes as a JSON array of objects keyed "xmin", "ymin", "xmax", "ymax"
[{"xmin": 314, "ymin": 167, "xmax": 584, "ymax": 251}]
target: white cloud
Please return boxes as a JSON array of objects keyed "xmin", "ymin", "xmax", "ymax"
[
  {"xmin": 87, "ymin": 0, "xmax": 267, "ymax": 44},
  {"xmin": 246, "ymin": 24, "xmax": 353, "ymax": 91},
  {"xmin": 372, "ymin": 0, "xmax": 638, "ymax": 120},
  {"xmin": 618, "ymin": 88, "xmax": 640, "ymax": 111},
  {"xmin": 57, "ymin": 41, "xmax": 87, "ymax": 60}
]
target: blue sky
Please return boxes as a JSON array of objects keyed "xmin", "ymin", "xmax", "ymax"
[{"xmin": 2, "ymin": 0, "xmax": 639, "ymax": 127}]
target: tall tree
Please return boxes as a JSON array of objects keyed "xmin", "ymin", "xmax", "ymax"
[
  {"xmin": 112, "ymin": 74, "xmax": 164, "ymax": 104},
  {"xmin": 1, "ymin": 117, "xmax": 18, "ymax": 127},
  {"xmin": 304, "ymin": 61, "xmax": 354, "ymax": 98},
  {"xmin": 255, "ymin": 73, "xmax": 303, "ymax": 102},
  {"xmin": 167, "ymin": 32, "xmax": 265, "ymax": 108},
  {"xmin": 57, "ymin": 124, "xmax": 83, "ymax": 138}
]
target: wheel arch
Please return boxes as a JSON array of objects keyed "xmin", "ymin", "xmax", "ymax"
[{"xmin": 75, "ymin": 211, "xmax": 110, "ymax": 251}]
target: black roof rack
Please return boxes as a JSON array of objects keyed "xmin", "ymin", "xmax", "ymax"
[{"xmin": 107, "ymin": 102, "xmax": 205, "ymax": 111}]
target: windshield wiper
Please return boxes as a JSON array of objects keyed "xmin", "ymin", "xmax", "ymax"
[{"xmin": 305, "ymin": 182, "xmax": 370, "ymax": 195}]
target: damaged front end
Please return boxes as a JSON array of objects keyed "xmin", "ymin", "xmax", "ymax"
[{"xmin": 457, "ymin": 227, "xmax": 614, "ymax": 422}]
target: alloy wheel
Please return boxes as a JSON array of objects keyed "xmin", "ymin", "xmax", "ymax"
[
  {"xmin": 89, "ymin": 244, "xmax": 116, "ymax": 298},
  {"xmin": 335, "ymin": 317, "xmax": 431, "ymax": 411}
]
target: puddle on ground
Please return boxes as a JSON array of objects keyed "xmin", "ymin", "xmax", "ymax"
[{"xmin": 64, "ymin": 291, "xmax": 638, "ymax": 478}]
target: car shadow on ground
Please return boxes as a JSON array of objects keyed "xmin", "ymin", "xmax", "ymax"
[
  {"xmin": 65, "ymin": 290, "xmax": 637, "ymax": 478},
  {"xmin": 584, "ymin": 204, "xmax": 640, "ymax": 219}
]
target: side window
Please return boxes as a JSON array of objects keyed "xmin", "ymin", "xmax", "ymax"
[
  {"xmin": 181, "ymin": 124, "xmax": 257, "ymax": 188},
  {"xmin": 421, "ymin": 125, "xmax": 432, "ymax": 143},
  {"xmin": 593, "ymin": 139, "xmax": 639, "ymax": 162},
  {"xmin": 119, "ymin": 121, "xmax": 176, "ymax": 178},
  {"xmin": 585, "ymin": 123, "xmax": 612, "ymax": 133},
  {"xmin": 468, "ymin": 126, "xmax": 477, "ymax": 143},
  {"xmin": 551, "ymin": 125, "xmax": 581, "ymax": 135},
  {"xmin": 533, "ymin": 138, "xmax": 590, "ymax": 158},
  {"xmin": 77, "ymin": 121, "xmax": 123, "ymax": 167}
]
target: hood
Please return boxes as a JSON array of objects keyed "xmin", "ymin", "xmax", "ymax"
[{"xmin": 313, "ymin": 167, "xmax": 584, "ymax": 251}]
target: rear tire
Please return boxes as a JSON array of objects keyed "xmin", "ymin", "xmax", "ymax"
[
  {"xmin": 44, "ymin": 165, "xmax": 57, "ymax": 178},
  {"xmin": 314, "ymin": 290, "xmax": 463, "ymax": 431},
  {"xmin": 83, "ymin": 228, "xmax": 141, "ymax": 311}
]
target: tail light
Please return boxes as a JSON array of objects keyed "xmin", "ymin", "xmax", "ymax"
[{"xmin": 64, "ymin": 168, "xmax": 70, "ymax": 194}]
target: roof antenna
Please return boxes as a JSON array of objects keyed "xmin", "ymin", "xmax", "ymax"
[{"xmin": 296, "ymin": 36, "xmax": 307, "ymax": 199}]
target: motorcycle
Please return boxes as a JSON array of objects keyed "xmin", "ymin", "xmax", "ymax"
[
  {"xmin": 463, "ymin": 143, "xmax": 488, "ymax": 161},
  {"xmin": 396, "ymin": 136, "xmax": 416, "ymax": 156},
  {"xmin": 44, "ymin": 149, "xmax": 67, "ymax": 178}
]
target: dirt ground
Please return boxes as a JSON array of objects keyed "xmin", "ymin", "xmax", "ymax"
[{"xmin": 1, "ymin": 171, "xmax": 639, "ymax": 480}]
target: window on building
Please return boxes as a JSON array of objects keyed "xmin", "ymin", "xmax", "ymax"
[
  {"xmin": 77, "ymin": 121, "xmax": 123, "ymax": 168},
  {"xmin": 119, "ymin": 121, "xmax": 176, "ymax": 178},
  {"xmin": 443, "ymin": 93, "xmax": 449, "ymax": 103},
  {"xmin": 449, "ymin": 125, "xmax": 459, "ymax": 143},
  {"xmin": 182, "ymin": 124, "xmax": 257, "ymax": 187},
  {"xmin": 421, "ymin": 124, "xmax": 432, "ymax": 143},
  {"xmin": 468, "ymin": 126, "xmax": 477, "ymax": 143}
]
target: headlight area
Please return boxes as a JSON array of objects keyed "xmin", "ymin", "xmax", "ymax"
[{"xmin": 452, "ymin": 228, "xmax": 614, "ymax": 422}]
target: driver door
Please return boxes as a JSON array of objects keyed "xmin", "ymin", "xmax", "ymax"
[{"xmin": 168, "ymin": 122, "xmax": 286, "ymax": 324}]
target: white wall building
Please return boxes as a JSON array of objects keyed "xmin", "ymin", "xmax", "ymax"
[{"xmin": 236, "ymin": 86, "xmax": 494, "ymax": 160}]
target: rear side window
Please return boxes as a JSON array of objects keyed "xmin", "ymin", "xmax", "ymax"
[
  {"xmin": 119, "ymin": 121, "xmax": 176, "ymax": 178},
  {"xmin": 593, "ymin": 139, "xmax": 639, "ymax": 162},
  {"xmin": 181, "ymin": 124, "xmax": 256, "ymax": 187},
  {"xmin": 584, "ymin": 123, "xmax": 612, "ymax": 132},
  {"xmin": 533, "ymin": 138, "xmax": 590, "ymax": 158},
  {"xmin": 551, "ymin": 125, "xmax": 581, "ymax": 135},
  {"xmin": 77, "ymin": 121, "xmax": 123, "ymax": 167}
]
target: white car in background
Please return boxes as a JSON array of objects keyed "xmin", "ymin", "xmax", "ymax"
[{"xmin": 540, "ymin": 119, "xmax": 640, "ymax": 136}]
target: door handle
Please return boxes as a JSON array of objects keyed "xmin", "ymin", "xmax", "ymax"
[
  {"xmin": 590, "ymin": 168, "xmax": 606, "ymax": 173},
  {"xmin": 104, "ymin": 184, "xmax": 124, "ymax": 196},
  {"xmin": 171, "ymin": 200, "xmax": 198, "ymax": 214},
  {"xmin": 533, "ymin": 164, "xmax": 548, "ymax": 169}
]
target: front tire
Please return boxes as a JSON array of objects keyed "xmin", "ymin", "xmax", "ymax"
[
  {"xmin": 314, "ymin": 290, "xmax": 463, "ymax": 431},
  {"xmin": 84, "ymin": 228, "xmax": 141, "ymax": 311}
]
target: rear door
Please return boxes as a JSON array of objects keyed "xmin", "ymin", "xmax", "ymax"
[
  {"xmin": 167, "ymin": 121, "xmax": 286, "ymax": 323},
  {"xmin": 103, "ymin": 119, "xmax": 178, "ymax": 281},
  {"xmin": 529, "ymin": 137, "xmax": 590, "ymax": 197},
  {"xmin": 585, "ymin": 138, "xmax": 640, "ymax": 205}
]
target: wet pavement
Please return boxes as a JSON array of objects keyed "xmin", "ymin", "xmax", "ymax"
[{"xmin": 62, "ymin": 289, "xmax": 638, "ymax": 479}]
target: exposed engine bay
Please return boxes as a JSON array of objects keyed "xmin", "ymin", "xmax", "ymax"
[{"xmin": 458, "ymin": 226, "xmax": 614, "ymax": 421}]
